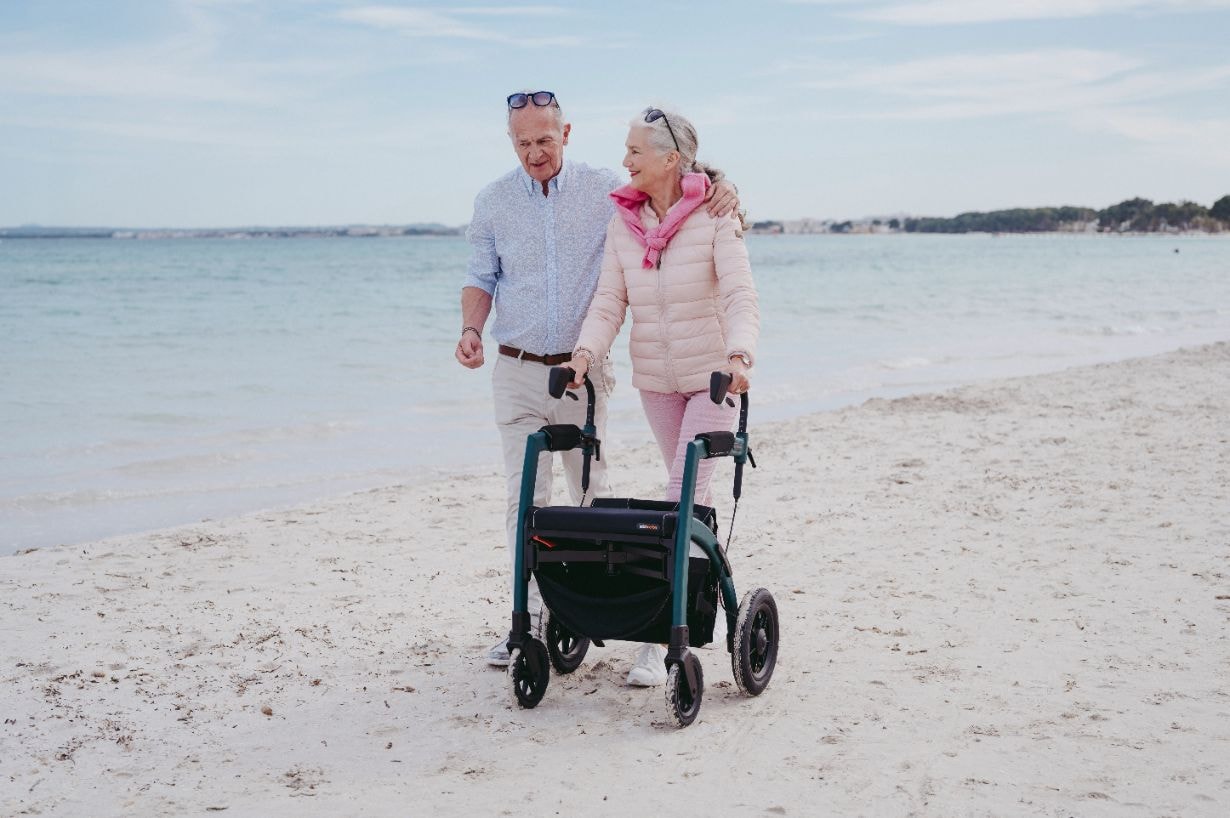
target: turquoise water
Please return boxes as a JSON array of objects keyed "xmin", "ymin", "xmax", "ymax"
[{"xmin": 2, "ymin": 234, "xmax": 1228, "ymax": 553}]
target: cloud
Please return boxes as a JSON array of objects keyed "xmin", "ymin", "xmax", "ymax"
[
  {"xmin": 338, "ymin": 5, "xmax": 584, "ymax": 46},
  {"xmin": 775, "ymin": 43, "xmax": 1230, "ymax": 174},
  {"xmin": 0, "ymin": 52, "xmax": 275, "ymax": 103},
  {"xmin": 1078, "ymin": 108, "xmax": 1230, "ymax": 167},
  {"xmin": 800, "ymin": 31, "xmax": 882, "ymax": 45},
  {"xmin": 451, "ymin": 6, "xmax": 571, "ymax": 15},
  {"xmin": 1081, "ymin": 107, "xmax": 1230, "ymax": 144},
  {"xmin": 789, "ymin": 48, "xmax": 1230, "ymax": 121},
  {"xmin": 791, "ymin": 0, "xmax": 1230, "ymax": 25},
  {"xmin": 1, "ymin": 111, "xmax": 289, "ymax": 150}
]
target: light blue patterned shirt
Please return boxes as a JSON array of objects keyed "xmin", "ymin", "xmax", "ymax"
[{"xmin": 465, "ymin": 160, "xmax": 621, "ymax": 355}]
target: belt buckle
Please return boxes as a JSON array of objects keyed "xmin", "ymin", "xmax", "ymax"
[{"xmin": 518, "ymin": 348, "xmax": 528, "ymax": 362}]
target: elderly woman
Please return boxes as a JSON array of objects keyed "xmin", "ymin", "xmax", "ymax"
[{"xmin": 564, "ymin": 106, "xmax": 760, "ymax": 685}]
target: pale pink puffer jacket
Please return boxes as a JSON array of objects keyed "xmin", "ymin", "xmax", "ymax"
[{"xmin": 575, "ymin": 203, "xmax": 759, "ymax": 394}]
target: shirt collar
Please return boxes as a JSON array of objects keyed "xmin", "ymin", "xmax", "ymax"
[{"xmin": 519, "ymin": 160, "xmax": 572, "ymax": 197}]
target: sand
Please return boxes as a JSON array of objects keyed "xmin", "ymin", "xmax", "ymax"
[{"xmin": 2, "ymin": 344, "xmax": 1228, "ymax": 817}]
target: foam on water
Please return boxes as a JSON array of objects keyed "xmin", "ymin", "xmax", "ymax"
[{"xmin": 2, "ymin": 234, "xmax": 1228, "ymax": 553}]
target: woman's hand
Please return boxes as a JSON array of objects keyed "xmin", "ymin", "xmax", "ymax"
[
  {"xmin": 725, "ymin": 356, "xmax": 751, "ymax": 394},
  {"xmin": 563, "ymin": 356, "xmax": 590, "ymax": 389}
]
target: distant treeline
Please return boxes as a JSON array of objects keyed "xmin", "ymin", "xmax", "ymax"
[{"xmin": 903, "ymin": 195, "xmax": 1230, "ymax": 234}]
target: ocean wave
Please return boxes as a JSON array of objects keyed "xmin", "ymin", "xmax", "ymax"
[
  {"xmin": 7, "ymin": 419, "xmax": 363, "ymax": 465},
  {"xmin": 121, "ymin": 412, "xmax": 212, "ymax": 426},
  {"xmin": 1059, "ymin": 324, "xmax": 1163, "ymax": 337},
  {"xmin": 108, "ymin": 451, "xmax": 255, "ymax": 476},
  {"xmin": 878, "ymin": 356, "xmax": 934, "ymax": 370},
  {"xmin": 0, "ymin": 469, "xmax": 386, "ymax": 513}
]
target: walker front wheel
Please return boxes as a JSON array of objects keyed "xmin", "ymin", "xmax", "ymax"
[
  {"xmin": 509, "ymin": 639, "xmax": 550, "ymax": 708},
  {"xmin": 665, "ymin": 654, "xmax": 704, "ymax": 728}
]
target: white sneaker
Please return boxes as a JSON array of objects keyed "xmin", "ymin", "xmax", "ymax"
[
  {"xmin": 626, "ymin": 643, "xmax": 668, "ymax": 687},
  {"xmin": 484, "ymin": 609, "xmax": 543, "ymax": 667},
  {"xmin": 485, "ymin": 639, "xmax": 511, "ymax": 667},
  {"xmin": 705, "ymin": 612, "xmax": 728, "ymax": 650}
]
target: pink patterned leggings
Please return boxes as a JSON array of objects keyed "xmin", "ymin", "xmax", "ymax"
[{"xmin": 639, "ymin": 389, "xmax": 738, "ymax": 505}]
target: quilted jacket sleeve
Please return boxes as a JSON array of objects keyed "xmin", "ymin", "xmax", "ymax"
[
  {"xmin": 713, "ymin": 213, "xmax": 759, "ymax": 364},
  {"xmin": 574, "ymin": 217, "xmax": 629, "ymax": 359}
]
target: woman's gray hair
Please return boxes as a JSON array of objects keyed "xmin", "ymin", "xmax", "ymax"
[
  {"xmin": 633, "ymin": 106, "xmax": 726, "ymax": 184},
  {"xmin": 507, "ymin": 89, "xmax": 565, "ymax": 129}
]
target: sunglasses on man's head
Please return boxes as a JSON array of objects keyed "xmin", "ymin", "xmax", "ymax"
[
  {"xmin": 643, "ymin": 107, "xmax": 680, "ymax": 152},
  {"xmin": 508, "ymin": 91, "xmax": 556, "ymax": 109}
]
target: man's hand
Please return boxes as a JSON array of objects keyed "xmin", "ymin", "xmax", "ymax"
[
  {"xmin": 457, "ymin": 288, "xmax": 492, "ymax": 369},
  {"xmin": 456, "ymin": 331, "xmax": 484, "ymax": 369},
  {"xmin": 704, "ymin": 179, "xmax": 740, "ymax": 219}
]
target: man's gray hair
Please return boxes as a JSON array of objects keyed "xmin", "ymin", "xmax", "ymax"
[{"xmin": 506, "ymin": 89, "xmax": 565, "ymax": 130}]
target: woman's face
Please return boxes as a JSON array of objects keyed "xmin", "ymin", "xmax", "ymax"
[{"xmin": 622, "ymin": 126, "xmax": 673, "ymax": 192}]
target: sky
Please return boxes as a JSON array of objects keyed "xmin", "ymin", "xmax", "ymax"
[{"xmin": 2, "ymin": 0, "xmax": 1229, "ymax": 227}]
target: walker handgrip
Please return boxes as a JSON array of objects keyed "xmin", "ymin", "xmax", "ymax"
[
  {"xmin": 540, "ymin": 424, "xmax": 582, "ymax": 451},
  {"xmin": 695, "ymin": 431, "xmax": 736, "ymax": 458},
  {"xmin": 548, "ymin": 367, "xmax": 574, "ymax": 399},
  {"xmin": 709, "ymin": 371, "xmax": 733, "ymax": 405}
]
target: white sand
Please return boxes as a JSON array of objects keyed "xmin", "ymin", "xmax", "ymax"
[{"xmin": 3, "ymin": 344, "xmax": 1228, "ymax": 817}]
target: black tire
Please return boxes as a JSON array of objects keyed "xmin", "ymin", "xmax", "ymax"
[
  {"xmin": 509, "ymin": 639, "xmax": 550, "ymax": 708},
  {"xmin": 665, "ymin": 654, "xmax": 704, "ymax": 728},
  {"xmin": 543, "ymin": 608, "xmax": 590, "ymax": 674},
  {"xmin": 732, "ymin": 588, "xmax": 779, "ymax": 696}
]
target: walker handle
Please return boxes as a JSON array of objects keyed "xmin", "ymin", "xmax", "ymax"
[
  {"xmin": 709, "ymin": 370, "xmax": 750, "ymax": 435},
  {"xmin": 548, "ymin": 367, "xmax": 575, "ymax": 400},
  {"xmin": 709, "ymin": 371, "xmax": 734, "ymax": 405}
]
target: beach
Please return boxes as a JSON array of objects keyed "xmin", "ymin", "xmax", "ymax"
[{"xmin": 2, "ymin": 343, "xmax": 1228, "ymax": 816}]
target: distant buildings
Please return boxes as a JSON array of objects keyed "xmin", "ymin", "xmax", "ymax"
[{"xmin": 747, "ymin": 217, "xmax": 902, "ymax": 235}]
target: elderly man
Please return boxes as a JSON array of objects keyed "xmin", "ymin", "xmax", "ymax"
[{"xmin": 457, "ymin": 90, "xmax": 737, "ymax": 668}]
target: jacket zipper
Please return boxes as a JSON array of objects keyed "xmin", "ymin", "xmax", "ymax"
[{"xmin": 656, "ymin": 250, "xmax": 679, "ymax": 392}]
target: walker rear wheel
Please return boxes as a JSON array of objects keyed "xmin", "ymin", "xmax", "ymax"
[
  {"xmin": 509, "ymin": 639, "xmax": 550, "ymax": 708},
  {"xmin": 732, "ymin": 588, "xmax": 779, "ymax": 696},
  {"xmin": 543, "ymin": 608, "xmax": 590, "ymax": 674}
]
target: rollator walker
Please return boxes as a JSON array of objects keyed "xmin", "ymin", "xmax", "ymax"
[{"xmin": 504, "ymin": 367, "xmax": 780, "ymax": 727}]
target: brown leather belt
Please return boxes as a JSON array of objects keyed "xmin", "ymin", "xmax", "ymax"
[{"xmin": 498, "ymin": 345, "xmax": 571, "ymax": 366}]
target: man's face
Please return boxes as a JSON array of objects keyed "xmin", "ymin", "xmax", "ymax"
[{"xmin": 509, "ymin": 105, "xmax": 570, "ymax": 185}]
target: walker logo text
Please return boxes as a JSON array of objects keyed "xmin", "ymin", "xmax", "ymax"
[{"xmin": 636, "ymin": 523, "xmax": 660, "ymax": 531}]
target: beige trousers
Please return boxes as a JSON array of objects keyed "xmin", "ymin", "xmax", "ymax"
[{"xmin": 492, "ymin": 354, "xmax": 616, "ymax": 613}]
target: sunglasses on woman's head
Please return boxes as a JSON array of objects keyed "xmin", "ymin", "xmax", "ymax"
[
  {"xmin": 508, "ymin": 91, "xmax": 556, "ymax": 109},
  {"xmin": 643, "ymin": 107, "xmax": 680, "ymax": 152}
]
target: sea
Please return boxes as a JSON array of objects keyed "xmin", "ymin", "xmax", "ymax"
[{"xmin": 2, "ymin": 234, "xmax": 1228, "ymax": 555}]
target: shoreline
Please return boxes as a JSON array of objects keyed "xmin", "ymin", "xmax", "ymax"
[
  {"xmin": 9, "ymin": 329, "xmax": 1229, "ymax": 558},
  {"xmin": 3, "ymin": 342, "xmax": 1228, "ymax": 815},
  {"xmin": 9, "ymin": 330, "xmax": 1227, "ymax": 558}
]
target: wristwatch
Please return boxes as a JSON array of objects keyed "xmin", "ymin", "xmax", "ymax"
[{"xmin": 728, "ymin": 352, "xmax": 751, "ymax": 367}]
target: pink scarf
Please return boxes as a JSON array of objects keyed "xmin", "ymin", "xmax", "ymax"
[{"xmin": 610, "ymin": 172, "xmax": 710, "ymax": 269}]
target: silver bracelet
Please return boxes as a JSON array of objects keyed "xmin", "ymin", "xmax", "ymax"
[{"xmin": 573, "ymin": 347, "xmax": 597, "ymax": 371}]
